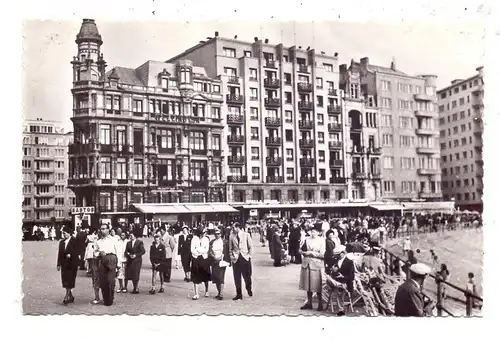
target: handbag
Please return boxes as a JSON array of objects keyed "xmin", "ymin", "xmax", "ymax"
[{"xmin": 219, "ymin": 260, "xmax": 229, "ymax": 267}]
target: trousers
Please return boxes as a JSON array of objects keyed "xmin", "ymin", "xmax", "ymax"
[
  {"xmin": 233, "ymin": 255, "xmax": 252, "ymax": 295},
  {"xmin": 162, "ymin": 258, "xmax": 172, "ymax": 281},
  {"xmin": 99, "ymin": 254, "xmax": 118, "ymax": 306}
]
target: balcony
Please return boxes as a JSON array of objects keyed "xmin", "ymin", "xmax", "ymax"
[
  {"xmin": 415, "ymin": 128, "xmax": 439, "ymax": 136},
  {"xmin": 191, "ymin": 179, "xmax": 209, "ymax": 188},
  {"xmin": 116, "ymin": 144, "xmax": 132, "ymax": 155},
  {"xmin": 352, "ymin": 172, "xmax": 368, "ymax": 180},
  {"xmin": 367, "ymin": 147, "xmax": 382, "ymax": 155},
  {"xmin": 227, "ymin": 175, "xmax": 247, "ymax": 183},
  {"xmin": 297, "ymin": 64, "xmax": 309, "ymax": 73},
  {"xmin": 300, "ymin": 158, "xmax": 315, "ymax": 167},
  {"xmin": 472, "ymin": 85, "xmax": 484, "ymax": 95},
  {"xmin": 328, "ymin": 141, "xmax": 343, "ymax": 149},
  {"xmin": 228, "ymin": 156, "xmax": 245, "ymax": 165},
  {"xmin": 264, "ymin": 117, "xmax": 282, "ymax": 127},
  {"xmin": 192, "ymin": 149, "xmax": 208, "ymax": 156},
  {"xmin": 227, "ymin": 135, "xmax": 245, "ymax": 144},
  {"xmin": 370, "ymin": 172, "xmax": 382, "ymax": 180},
  {"xmin": 266, "ymin": 157, "xmax": 282, "ymax": 166},
  {"xmin": 264, "ymin": 97, "xmax": 282, "ymax": 108},
  {"xmin": 475, "ymin": 159, "xmax": 484, "ymax": 166},
  {"xmin": 414, "ymin": 93, "xmax": 434, "ymax": 101},
  {"xmin": 226, "ymin": 94, "xmax": 244, "ymax": 105},
  {"xmin": 34, "ymin": 168, "xmax": 54, "ymax": 173},
  {"xmin": 212, "ymin": 150, "xmax": 222, "ymax": 157},
  {"xmin": 476, "ymin": 169, "xmax": 484, "ymax": 177},
  {"xmin": 417, "ymin": 168, "xmax": 441, "ymax": 175},
  {"xmin": 227, "ymin": 114, "xmax": 245, "ymax": 124},
  {"xmin": 297, "ymin": 82, "xmax": 313, "ymax": 92},
  {"xmin": 350, "ymin": 146, "xmax": 365, "ymax": 154},
  {"xmin": 68, "ymin": 142, "xmax": 98, "ymax": 155},
  {"xmin": 67, "ymin": 178, "xmax": 91, "ymax": 186},
  {"xmin": 329, "ymin": 159, "xmax": 343, "ymax": 167},
  {"xmin": 328, "ymin": 122, "xmax": 342, "ymax": 131},
  {"xmin": 264, "ymin": 78, "xmax": 281, "ymax": 88},
  {"xmin": 330, "ymin": 177, "xmax": 345, "ymax": 184},
  {"xmin": 34, "ymin": 180, "xmax": 55, "ymax": 185},
  {"xmin": 328, "ymin": 89, "xmax": 338, "ymax": 96},
  {"xmin": 98, "ymin": 143, "xmax": 114, "ymax": 153},
  {"xmin": 144, "ymin": 145, "xmax": 158, "ymax": 154},
  {"xmin": 419, "ymin": 192, "xmax": 442, "ymax": 199},
  {"xmin": 266, "ymin": 176, "xmax": 284, "ymax": 183},
  {"xmin": 414, "ymin": 110, "xmax": 438, "ymax": 119},
  {"xmin": 227, "ymin": 76, "xmax": 240, "ymax": 84},
  {"xmin": 34, "ymin": 206, "xmax": 54, "ymax": 211},
  {"xmin": 265, "ymin": 136, "xmax": 282, "ymax": 146},
  {"xmin": 300, "ymin": 176, "xmax": 317, "ymax": 184},
  {"xmin": 327, "ymin": 105, "xmax": 341, "ymax": 114},
  {"xmin": 299, "ymin": 139, "xmax": 314, "ymax": 148},
  {"xmin": 298, "ymin": 101, "xmax": 314, "ymax": 111},
  {"xmin": 34, "ymin": 191, "xmax": 55, "ymax": 197},
  {"xmin": 265, "ymin": 59, "xmax": 278, "ymax": 69},
  {"xmin": 416, "ymin": 147, "xmax": 440, "ymax": 154},
  {"xmin": 299, "ymin": 120, "xmax": 313, "ymax": 129}
]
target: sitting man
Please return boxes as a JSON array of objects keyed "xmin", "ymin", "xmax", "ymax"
[{"xmin": 327, "ymin": 244, "xmax": 356, "ymax": 316}]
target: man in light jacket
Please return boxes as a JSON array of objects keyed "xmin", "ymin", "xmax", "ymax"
[
  {"xmin": 161, "ymin": 228, "xmax": 176, "ymax": 283},
  {"xmin": 229, "ymin": 222, "xmax": 254, "ymax": 300}
]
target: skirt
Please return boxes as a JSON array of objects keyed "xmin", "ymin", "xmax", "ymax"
[
  {"xmin": 61, "ymin": 265, "xmax": 78, "ymax": 289},
  {"xmin": 191, "ymin": 256, "xmax": 211, "ymax": 284},
  {"xmin": 181, "ymin": 253, "xmax": 191, "ymax": 273},
  {"xmin": 89, "ymin": 258, "xmax": 100, "ymax": 290},
  {"xmin": 299, "ymin": 267, "xmax": 323, "ymax": 293},
  {"xmin": 117, "ymin": 261, "xmax": 126, "ymax": 280},
  {"xmin": 211, "ymin": 260, "xmax": 227, "ymax": 285}
]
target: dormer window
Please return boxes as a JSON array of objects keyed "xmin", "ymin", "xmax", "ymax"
[
  {"xmin": 161, "ymin": 77, "xmax": 168, "ymax": 89},
  {"xmin": 169, "ymin": 79, "xmax": 178, "ymax": 88},
  {"xmin": 110, "ymin": 78, "xmax": 118, "ymax": 88},
  {"xmin": 180, "ymin": 68, "xmax": 192, "ymax": 83},
  {"xmin": 350, "ymin": 83, "xmax": 359, "ymax": 98}
]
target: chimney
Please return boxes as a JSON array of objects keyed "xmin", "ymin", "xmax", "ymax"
[
  {"xmin": 254, "ymin": 37, "xmax": 258, "ymax": 42},
  {"xmin": 214, "ymin": 31, "xmax": 219, "ymax": 37},
  {"xmin": 234, "ymin": 35, "xmax": 238, "ymax": 39},
  {"xmin": 391, "ymin": 57, "xmax": 396, "ymax": 71},
  {"xmin": 360, "ymin": 57, "xmax": 369, "ymax": 66},
  {"xmin": 264, "ymin": 38, "xmax": 269, "ymax": 44}
]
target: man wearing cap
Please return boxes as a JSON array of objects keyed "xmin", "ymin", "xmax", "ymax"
[
  {"xmin": 95, "ymin": 224, "xmax": 120, "ymax": 306},
  {"xmin": 330, "ymin": 244, "xmax": 355, "ymax": 316},
  {"xmin": 394, "ymin": 263, "xmax": 433, "ymax": 317},
  {"xmin": 229, "ymin": 222, "xmax": 254, "ymax": 300}
]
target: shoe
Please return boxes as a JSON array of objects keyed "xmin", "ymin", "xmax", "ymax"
[
  {"xmin": 62, "ymin": 298, "xmax": 68, "ymax": 305},
  {"xmin": 91, "ymin": 299, "xmax": 101, "ymax": 305},
  {"xmin": 159, "ymin": 287, "xmax": 164, "ymax": 293},
  {"xmin": 183, "ymin": 278, "xmax": 188, "ymax": 282},
  {"xmin": 300, "ymin": 303, "xmax": 313, "ymax": 310},
  {"xmin": 121, "ymin": 289, "xmax": 128, "ymax": 293},
  {"xmin": 247, "ymin": 290, "xmax": 253, "ymax": 297},
  {"xmin": 68, "ymin": 296, "xmax": 75, "ymax": 303},
  {"xmin": 317, "ymin": 305, "xmax": 324, "ymax": 312},
  {"xmin": 337, "ymin": 311, "xmax": 345, "ymax": 316},
  {"xmin": 204, "ymin": 292, "xmax": 209, "ymax": 298},
  {"xmin": 232, "ymin": 295, "xmax": 243, "ymax": 301},
  {"xmin": 149, "ymin": 289, "xmax": 156, "ymax": 295},
  {"xmin": 116, "ymin": 289, "xmax": 122, "ymax": 293},
  {"xmin": 165, "ymin": 279, "xmax": 171, "ymax": 283},
  {"xmin": 192, "ymin": 295, "xmax": 199, "ymax": 300},
  {"xmin": 131, "ymin": 290, "xmax": 139, "ymax": 294},
  {"xmin": 216, "ymin": 295, "xmax": 223, "ymax": 300}
]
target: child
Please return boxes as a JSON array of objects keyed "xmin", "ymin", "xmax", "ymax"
[
  {"xmin": 436, "ymin": 264, "xmax": 450, "ymax": 300},
  {"xmin": 402, "ymin": 236, "xmax": 411, "ymax": 256},
  {"xmin": 149, "ymin": 234, "xmax": 167, "ymax": 294},
  {"xmin": 466, "ymin": 272, "xmax": 480, "ymax": 309}
]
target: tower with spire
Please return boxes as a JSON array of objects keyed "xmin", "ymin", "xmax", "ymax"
[{"xmin": 71, "ymin": 19, "xmax": 107, "ymax": 83}]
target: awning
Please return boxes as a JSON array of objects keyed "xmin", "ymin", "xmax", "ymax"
[
  {"xmin": 209, "ymin": 204, "xmax": 239, "ymax": 213},
  {"xmin": 133, "ymin": 204, "xmax": 181, "ymax": 214},
  {"xmin": 369, "ymin": 204, "xmax": 404, "ymax": 211},
  {"xmin": 184, "ymin": 205, "xmax": 215, "ymax": 214}
]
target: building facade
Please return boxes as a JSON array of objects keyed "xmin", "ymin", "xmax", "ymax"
[
  {"xmin": 341, "ymin": 57, "xmax": 442, "ymax": 201},
  {"xmin": 167, "ymin": 33, "xmax": 349, "ymax": 202},
  {"xmin": 68, "ymin": 19, "xmax": 227, "ymax": 215},
  {"xmin": 22, "ymin": 119, "xmax": 75, "ymax": 227},
  {"xmin": 437, "ymin": 67, "xmax": 484, "ymax": 211}
]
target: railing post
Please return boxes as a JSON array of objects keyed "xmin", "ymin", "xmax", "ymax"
[
  {"xmin": 436, "ymin": 278, "xmax": 443, "ymax": 316},
  {"xmin": 383, "ymin": 249, "xmax": 388, "ymax": 274},
  {"xmin": 465, "ymin": 291, "xmax": 473, "ymax": 317},
  {"xmin": 389, "ymin": 253, "xmax": 394, "ymax": 275}
]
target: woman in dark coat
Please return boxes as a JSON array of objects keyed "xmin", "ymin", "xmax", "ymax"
[
  {"xmin": 56, "ymin": 226, "xmax": 80, "ymax": 305},
  {"xmin": 272, "ymin": 227, "xmax": 284, "ymax": 267},
  {"xmin": 178, "ymin": 226, "xmax": 193, "ymax": 282},
  {"xmin": 125, "ymin": 232, "xmax": 146, "ymax": 294},
  {"xmin": 288, "ymin": 225, "xmax": 302, "ymax": 264}
]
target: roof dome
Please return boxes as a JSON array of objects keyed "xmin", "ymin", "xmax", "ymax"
[{"xmin": 75, "ymin": 19, "xmax": 102, "ymax": 45}]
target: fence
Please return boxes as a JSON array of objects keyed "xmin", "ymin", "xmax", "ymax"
[
  {"xmin": 381, "ymin": 222, "xmax": 483, "ymax": 317},
  {"xmin": 385, "ymin": 220, "xmax": 480, "ymax": 241}
]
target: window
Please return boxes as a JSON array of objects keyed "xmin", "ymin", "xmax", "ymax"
[
  {"xmin": 100, "ymin": 124, "xmax": 111, "ymax": 144},
  {"xmin": 286, "ymin": 149, "xmax": 294, "ymax": 161},
  {"xmin": 316, "ymin": 96, "xmax": 324, "ymax": 107},
  {"xmin": 211, "ymin": 107, "xmax": 221, "ymax": 119},
  {"xmin": 286, "ymin": 168, "xmax": 294, "ymax": 180},
  {"xmin": 318, "ymin": 132, "xmax": 325, "ymax": 144},
  {"xmin": 251, "ymin": 147, "xmax": 259, "ymax": 160},
  {"xmin": 383, "ymin": 156, "xmax": 394, "ymax": 169},
  {"xmin": 285, "ymin": 130, "xmax": 293, "ymax": 142},
  {"xmin": 249, "ymin": 68, "xmax": 257, "ymax": 80},
  {"xmin": 285, "ymin": 110, "xmax": 293, "ymax": 123},
  {"xmin": 317, "ymin": 113, "xmax": 324, "ymax": 125},
  {"xmin": 381, "ymin": 80, "xmax": 391, "ymax": 91},
  {"xmin": 284, "ymin": 73, "xmax": 292, "ymax": 85},
  {"xmin": 350, "ymin": 84, "xmax": 359, "ymax": 98},
  {"xmin": 250, "ymin": 88, "xmax": 258, "ymax": 100},
  {"xmin": 250, "ymin": 127, "xmax": 259, "ymax": 140},
  {"xmin": 383, "ymin": 181, "xmax": 395, "ymax": 193},
  {"xmin": 133, "ymin": 160, "xmax": 143, "ymax": 180},
  {"xmin": 211, "ymin": 135, "xmax": 221, "ymax": 151},
  {"xmin": 250, "ymin": 167, "xmax": 260, "ymax": 180},
  {"xmin": 381, "ymin": 115, "xmax": 393, "ymax": 127},
  {"xmin": 399, "ymin": 117, "xmax": 414, "ymax": 129},
  {"xmin": 244, "ymin": 50, "xmax": 252, "ymax": 57},
  {"xmin": 224, "ymin": 67, "xmax": 237, "ymax": 77},
  {"xmin": 323, "ymin": 63, "xmax": 333, "ymax": 72},
  {"xmin": 316, "ymin": 77, "xmax": 323, "ymax": 88},
  {"xmin": 212, "ymin": 84, "xmax": 220, "ymax": 93},
  {"xmin": 190, "ymin": 131, "xmax": 206, "ymax": 150},
  {"xmin": 100, "ymin": 157, "xmax": 111, "ymax": 179},
  {"xmin": 250, "ymin": 107, "xmax": 258, "ymax": 120},
  {"xmin": 380, "ymin": 97, "xmax": 392, "ymax": 108},
  {"xmin": 382, "ymin": 134, "xmax": 393, "ymax": 147},
  {"xmin": 319, "ymin": 169, "xmax": 326, "ymax": 180},
  {"xmin": 223, "ymin": 48, "xmax": 236, "ymax": 57},
  {"xmin": 285, "ymin": 92, "xmax": 292, "ymax": 104},
  {"xmin": 116, "ymin": 158, "xmax": 127, "ymax": 179},
  {"xmin": 400, "ymin": 135, "xmax": 414, "ymax": 148},
  {"xmin": 318, "ymin": 150, "xmax": 325, "ymax": 162}
]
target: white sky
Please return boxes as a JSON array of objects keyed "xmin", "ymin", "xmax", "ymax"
[{"xmin": 22, "ymin": 20, "xmax": 484, "ymax": 131}]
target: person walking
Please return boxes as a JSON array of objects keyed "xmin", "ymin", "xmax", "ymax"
[
  {"xmin": 85, "ymin": 230, "xmax": 102, "ymax": 304},
  {"xmin": 116, "ymin": 231, "xmax": 128, "ymax": 293},
  {"xmin": 229, "ymin": 222, "xmax": 254, "ymax": 300},
  {"xmin": 149, "ymin": 233, "xmax": 167, "ymax": 294},
  {"xmin": 94, "ymin": 224, "xmax": 119, "ymax": 306},
  {"xmin": 162, "ymin": 228, "xmax": 176, "ymax": 283},
  {"xmin": 208, "ymin": 227, "xmax": 231, "ymax": 300},
  {"xmin": 124, "ymin": 231, "xmax": 146, "ymax": 294},
  {"xmin": 56, "ymin": 226, "xmax": 80, "ymax": 305},
  {"xmin": 178, "ymin": 226, "xmax": 193, "ymax": 282},
  {"xmin": 190, "ymin": 227, "xmax": 211, "ymax": 300}
]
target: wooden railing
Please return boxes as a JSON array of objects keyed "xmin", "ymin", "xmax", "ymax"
[{"xmin": 380, "ymin": 222, "xmax": 483, "ymax": 317}]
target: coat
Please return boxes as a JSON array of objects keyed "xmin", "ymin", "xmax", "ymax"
[
  {"xmin": 178, "ymin": 234, "xmax": 192, "ymax": 258},
  {"xmin": 394, "ymin": 280, "xmax": 425, "ymax": 317},
  {"xmin": 228, "ymin": 230, "xmax": 253, "ymax": 263},
  {"xmin": 162, "ymin": 234, "xmax": 176, "ymax": 259},
  {"xmin": 57, "ymin": 238, "xmax": 80, "ymax": 289},
  {"xmin": 150, "ymin": 242, "xmax": 168, "ymax": 271},
  {"xmin": 334, "ymin": 257, "xmax": 355, "ymax": 293},
  {"xmin": 125, "ymin": 239, "xmax": 146, "ymax": 281}
]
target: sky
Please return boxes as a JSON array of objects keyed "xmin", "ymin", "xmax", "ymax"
[{"xmin": 22, "ymin": 20, "xmax": 485, "ymax": 132}]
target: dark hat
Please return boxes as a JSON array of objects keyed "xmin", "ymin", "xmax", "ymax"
[
  {"xmin": 312, "ymin": 223, "xmax": 323, "ymax": 232},
  {"xmin": 233, "ymin": 222, "xmax": 241, "ymax": 228},
  {"xmin": 62, "ymin": 225, "xmax": 75, "ymax": 234}
]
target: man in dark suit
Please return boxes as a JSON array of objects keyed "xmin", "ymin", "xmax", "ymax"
[
  {"xmin": 330, "ymin": 244, "xmax": 355, "ymax": 316},
  {"xmin": 149, "ymin": 233, "xmax": 167, "ymax": 294},
  {"xmin": 74, "ymin": 224, "xmax": 88, "ymax": 270},
  {"xmin": 229, "ymin": 222, "xmax": 254, "ymax": 300},
  {"xmin": 178, "ymin": 226, "xmax": 192, "ymax": 282},
  {"xmin": 57, "ymin": 226, "xmax": 80, "ymax": 305},
  {"xmin": 394, "ymin": 263, "xmax": 433, "ymax": 317}
]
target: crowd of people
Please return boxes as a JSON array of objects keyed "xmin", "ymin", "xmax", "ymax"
[{"xmin": 55, "ymin": 211, "xmax": 482, "ymax": 316}]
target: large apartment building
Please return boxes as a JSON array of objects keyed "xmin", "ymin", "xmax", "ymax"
[
  {"xmin": 167, "ymin": 32, "xmax": 349, "ymax": 202},
  {"xmin": 437, "ymin": 67, "xmax": 484, "ymax": 211},
  {"xmin": 22, "ymin": 119, "xmax": 75, "ymax": 227},
  {"xmin": 340, "ymin": 57, "xmax": 442, "ymax": 201},
  {"xmin": 68, "ymin": 19, "xmax": 227, "ymax": 214}
]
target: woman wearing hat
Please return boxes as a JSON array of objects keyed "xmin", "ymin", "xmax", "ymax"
[
  {"xmin": 178, "ymin": 226, "xmax": 193, "ymax": 282},
  {"xmin": 56, "ymin": 226, "xmax": 80, "ymax": 305},
  {"xmin": 298, "ymin": 224, "xmax": 326, "ymax": 311},
  {"xmin": 190, "ymin": 227, "xmax": 211, "ymax": 300},
  {"xmin": 208, "ymin": 228, "xmax": 231, "ymax": 300}
]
